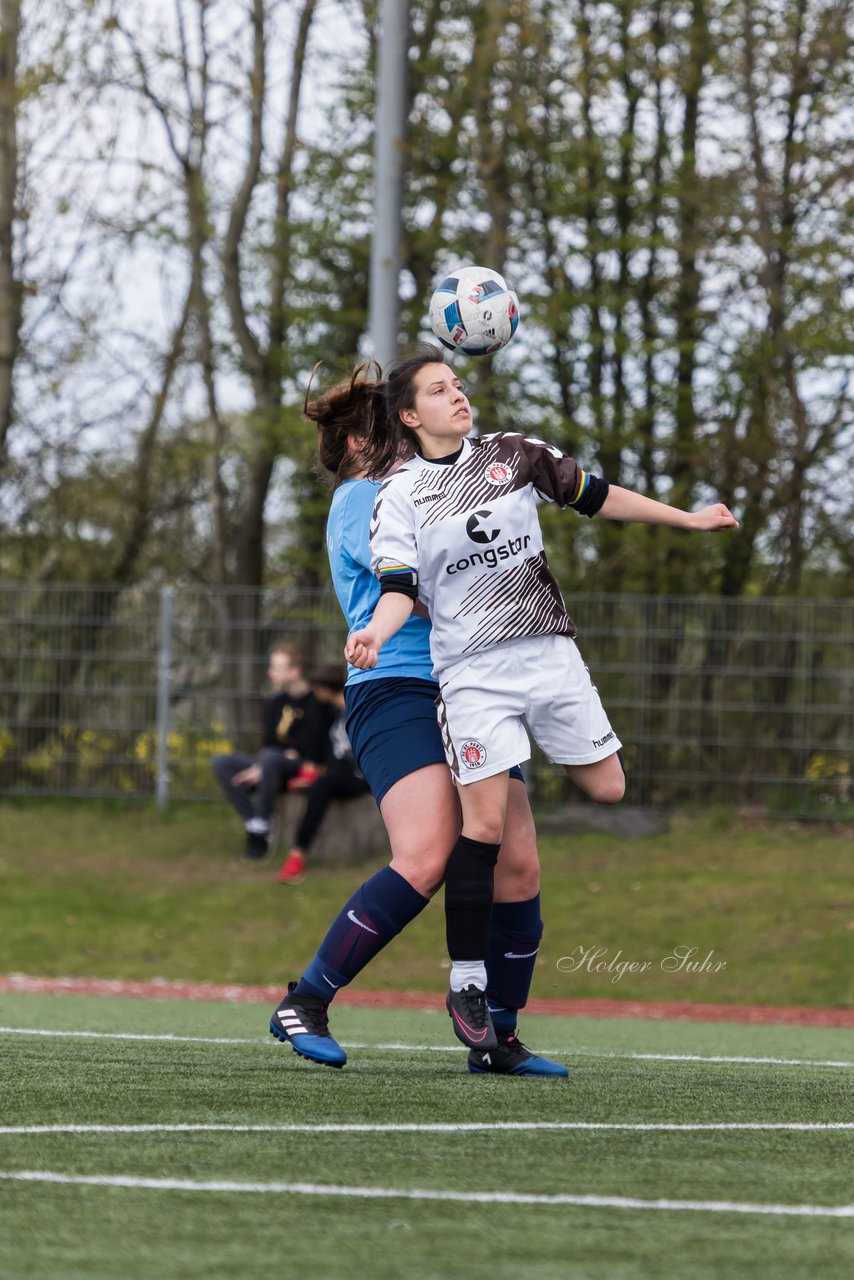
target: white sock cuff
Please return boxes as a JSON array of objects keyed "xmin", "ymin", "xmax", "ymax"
[{"xmin": 450, "ymin": 960, "xmax": 487, "ymax": 992}]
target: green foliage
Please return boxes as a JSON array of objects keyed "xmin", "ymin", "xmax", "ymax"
[
  {"xmin": 0, "ymin": 723, "xmax": 234, "ymax": 796},
  {"xmin": 0, "ymin": 0, "xmax": 850, "ymax": 602},
  {"xmin": 395, "ymin": 0, "xmax": 854, "ymax": 596},
  {"xmin": 0, "ymin": 803, "xmax": 851, "ymax": 1007}
]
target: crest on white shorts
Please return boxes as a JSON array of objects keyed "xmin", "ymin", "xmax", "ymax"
[
  {"xmin": 460, "ymin": 740, "xmax": 488, "ymax": 769},
  {"xmin": 483, "ymin": 461, "xmax": 513, "ymax": 486}
]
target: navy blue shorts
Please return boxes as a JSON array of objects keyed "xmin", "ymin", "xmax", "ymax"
[{"xmin": 345, "ymin": 676, "xmax": 523, "ymax": 806}]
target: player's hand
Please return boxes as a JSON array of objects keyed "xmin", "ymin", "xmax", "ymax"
[
  {"xmin": 345, "ymin": 628, "xmax": 381, "ymax": 669},
  {"xmin": 689, "ymin": 503, "xmax": 739, "ymax": 531},
  {"xmin": 233, "ymin": 764, "xmax": 262, "ymax": 787}
]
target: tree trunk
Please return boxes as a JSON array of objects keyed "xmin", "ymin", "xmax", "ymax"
[
  {"xmin": 0, "ymin": 0, "xmax": 21, "ymax": 474},
  {"xmin": 664, "ymin": 0, "xmax": 709, "ymax": 593}
]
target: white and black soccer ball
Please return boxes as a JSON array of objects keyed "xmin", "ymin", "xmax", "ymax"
[{"xmin": 428, "ymin": 264, "xmax": 520, "ymax": 356}]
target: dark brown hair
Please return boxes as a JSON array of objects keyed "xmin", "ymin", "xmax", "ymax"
[
  {"xmin": 303, "ymin": 344, "xmax": 449, "ymax": 484},
  {"xmin": 383, "ymin": 342, "xmax": 449, "ymax": 451},
  {"xmin": 303, "ymin": 361, "xmax": 385, "ymax": 486}
]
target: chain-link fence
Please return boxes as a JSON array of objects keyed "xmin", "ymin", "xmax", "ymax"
[{"xmin": 0, "ymin": 582, "xmax": 850, "ymax": 816}]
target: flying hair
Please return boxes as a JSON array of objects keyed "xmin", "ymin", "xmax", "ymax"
[
  {"xmin": 303, "ymin": 361, "xmax": 385, "ymax": 486},
  {"xmin": 303, "ymin": 343, "xmax": 448, "ymax": 484}
]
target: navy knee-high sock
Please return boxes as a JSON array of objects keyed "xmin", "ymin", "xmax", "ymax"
[
  {"xmin": 485, "ymin": 894, "xmax": 544, "ymax": 1036},
  {"xmin": 296, "ymin": 866, "xmax": 429, "ymax": 1001}
]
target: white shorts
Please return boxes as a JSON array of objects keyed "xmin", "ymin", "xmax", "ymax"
[{"xmin": 436, "ymin": 633, "xmax": 621, "ymax": 785}]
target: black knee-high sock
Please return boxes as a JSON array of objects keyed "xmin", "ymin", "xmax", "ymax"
[{"xmin": 444, "ymin": 835, "xmax": 501, "ymax": 960}]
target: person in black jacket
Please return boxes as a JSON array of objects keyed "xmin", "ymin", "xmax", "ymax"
[
  {"xmin": 212, "ymin": 642, "xmax": 332, "ymax": 859},
  {"xmin": 277, "ymin": 665, "xmax": 371, "ymax": 885}
]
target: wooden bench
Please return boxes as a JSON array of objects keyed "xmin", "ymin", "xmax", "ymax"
[{"xmin": 270, "ymin": 769, "xmax": 389, "ymax": 867}]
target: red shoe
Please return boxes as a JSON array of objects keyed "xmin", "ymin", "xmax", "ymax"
[
  {"xmin": 277, "ymin": 849, "xmax": 306, "ymax": 885},
  {"xmin": 287, "ymin": 763, "xmax": 320, "ymax": 790}
]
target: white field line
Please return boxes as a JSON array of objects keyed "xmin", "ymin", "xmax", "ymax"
[
  {"xmin": 630, "ymin": 1052, "xmax": 854, "ymax": 1068},
  {"xmin": 1, "ymin": 1122, "xmax": 852, "ymax": 1136},
  {"xmin": 0, "ymin": 1170, "xmax": 851, "ymax": 1218},
  {"xmin": 1, "ymin": 1026, "xmax": 851, "ymax": 1069},
  {"xmin": 0, "ymin": 1026, "xmax": 258, "ymax": 1046}
]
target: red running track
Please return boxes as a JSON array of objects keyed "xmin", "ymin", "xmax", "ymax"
[{"xmin": 1, "ymin": 973, "xmax": 852, "ymax": 1028}]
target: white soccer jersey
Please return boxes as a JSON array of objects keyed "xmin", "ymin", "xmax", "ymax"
[{"xmin": 370, "ymin": 433, "xmax": 608, "ymax": 677}]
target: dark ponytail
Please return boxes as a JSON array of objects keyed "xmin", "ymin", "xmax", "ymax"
[
  {"xmin": 303, "ymin": 361, "xmax": 385, "ymax": 486},
  {"xmin": 304, "ymin": 342, "xmax": 448, "ymax": 484}
]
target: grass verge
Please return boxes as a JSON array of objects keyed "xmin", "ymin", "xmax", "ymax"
[{"xmin": 0, "ymin": 799, "xmax": 851, "ymax": 1007}]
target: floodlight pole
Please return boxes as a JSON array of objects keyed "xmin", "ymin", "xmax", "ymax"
[{"xmin": 368, "ymin": 0, "xmax": 409, "ymax": 369}]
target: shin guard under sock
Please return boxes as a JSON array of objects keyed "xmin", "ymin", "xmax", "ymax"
[
  {"xmin": 296, "ymin": 866, "xmax": 429, "ymax": 1000},
  {"xmin": 444, "ymin": 835, "xmax": 501, "ymax": 962}
]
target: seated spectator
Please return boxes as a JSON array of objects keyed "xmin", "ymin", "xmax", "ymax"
[
  {"xmin": 212, "ymin": 642, "xmax": 331, "ymax": 860},
  {"xmin": 277, "ymin": 664, "xmax": 371, "ymax": 885}
]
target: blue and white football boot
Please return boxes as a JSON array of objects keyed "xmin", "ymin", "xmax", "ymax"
[{"xmin": 269, "ymin": 981, "xmax": 347, "ymax": 1068}]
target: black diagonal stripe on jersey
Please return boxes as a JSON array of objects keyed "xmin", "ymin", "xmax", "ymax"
[
  {"xmin": 418, "ymin": 448, "xmax": 484, "ymax": 526},
  {"xmin": 466, "ymin": 599, "xmax": 538, "ymax": 653},
  {"xmin": 479, "ymin": 431, "xmax": 559, "ymax": 472},
  {"xmin": 456, "ymin": 556, "xmax": 539, "ymax": 628},
  {"xmin": 454, "ymin": 569, "xmax": 502, "ymax": 616},
  {"xmin": 420, "ymin": 436, "xmax": 523, "ymax": 527},
  {"xmin": 369, "ymin": 489, "xmax": 386, "ymax": 540},
  {"xmin": 455, "ymin": 553, "xmax": 574, "ymax": 654},
  {"xmin": 411, "ymin": 464, "xmax": 447, "ymax": 496},
  {"xmin": 466, "ymin": 591, "xmax": 572, "ymax": 653},
  {"xmin": 494, "ymin": 563, "xmax": 569, "ymax": 642},
  {"xmin": 453, "ymin": 547, "xmax": 550, "ymax": 618}
]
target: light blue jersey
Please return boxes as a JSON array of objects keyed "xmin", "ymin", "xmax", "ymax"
[{"xmin": 326, "ymin": 478, "xmax": 435, "ymax": 686}]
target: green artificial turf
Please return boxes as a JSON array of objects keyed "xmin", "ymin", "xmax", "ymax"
[
  {"xmin": 0, "ymin": 799, "xmax": 851, "ymax": 1008},
  {"xmin": 0, "ymin": 994, "xmax": 852, "ymax": 1280}
]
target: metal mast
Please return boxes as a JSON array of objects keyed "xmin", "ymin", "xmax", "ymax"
[{"xmin": 368, "ymin": 0, "xmax": 409, "ymax": 369}]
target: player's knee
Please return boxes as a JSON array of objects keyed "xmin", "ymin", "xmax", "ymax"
[
  {"xmin": 463, "ymin": 818, "xmax": 505, "ymax": 845},
  {"xmin": 567, "ymin": 756, "xmax": 625, "ymax": 804},
  {"xmin": 495, "ymin": 836, "xmax": 540, "ymax": 900},
  {"xmin": 511, "ymin": 856, "xmax": 541, "ymax": 899},
  {"xmin": 495, "ymin": 864, "xmax": 540, "ymax": 901},
  {"xmin": 389, "ymin": 847, "xmax": 446, "ymax": 898},
  {"xmin": 593, "ymin": 773, "xmax": 626, "ymax": 804}
]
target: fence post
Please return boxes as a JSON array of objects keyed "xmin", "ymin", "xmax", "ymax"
[{"xmin": 155, "ymin": 586, "xmax": 174, "ymax": 808}]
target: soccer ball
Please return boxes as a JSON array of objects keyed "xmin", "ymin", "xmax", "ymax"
[{"xmin": 429, "ymin": 264, "xmax": 520, "ymax": 356}]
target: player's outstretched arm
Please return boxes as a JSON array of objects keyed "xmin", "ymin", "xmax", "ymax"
[
  {"xmin": 345, "ymin": 592, "xmax": 415, "ymax": 670},
  {"xmin": 597, "ymin": 485, "xmax": 739, "ymax": 531}
]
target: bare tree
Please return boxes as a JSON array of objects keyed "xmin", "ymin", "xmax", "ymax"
[{"xmin": 0, "ymin": 0, "xmax": 21, "ymax": 473}]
